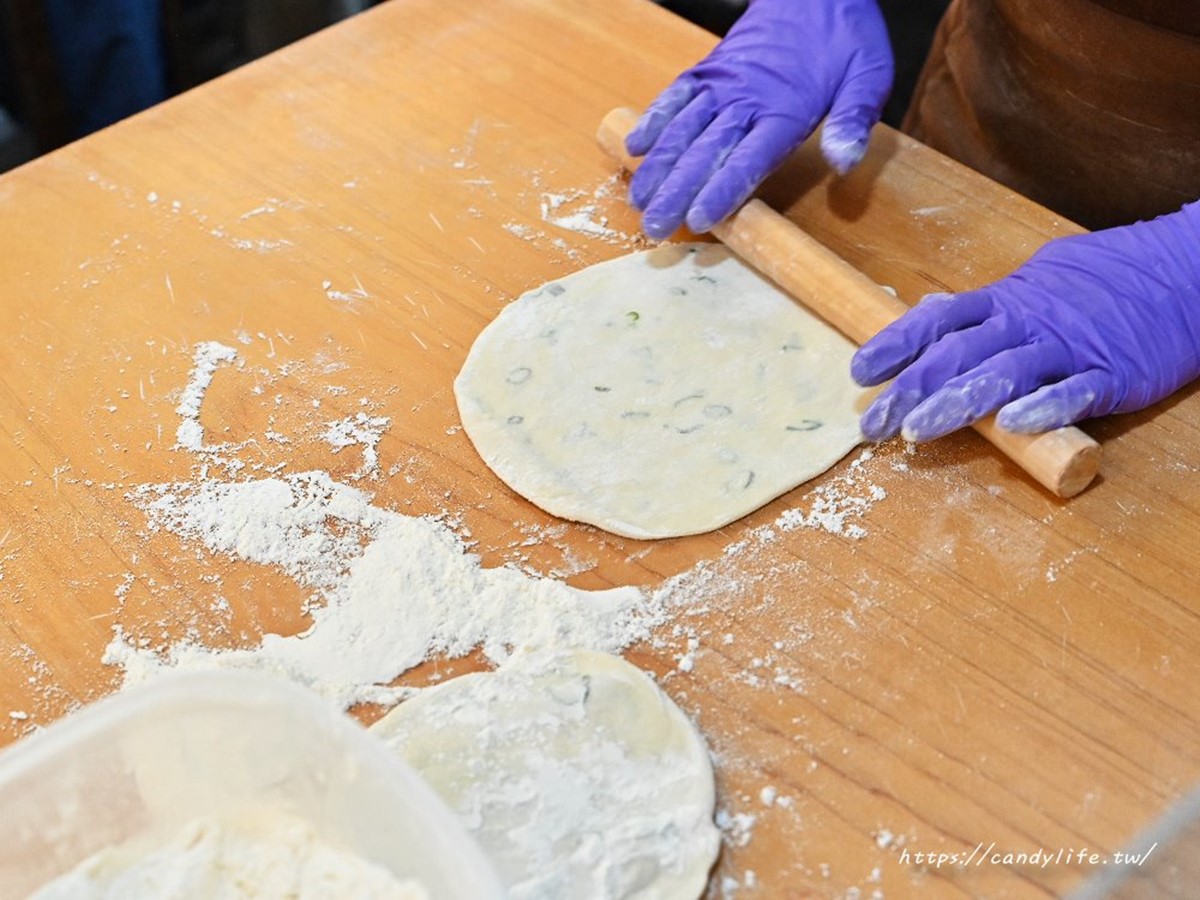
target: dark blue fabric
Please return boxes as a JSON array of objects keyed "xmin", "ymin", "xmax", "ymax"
[{"xmin": 41, "ymin": 0, "xmax": 167, "ymax": 137}]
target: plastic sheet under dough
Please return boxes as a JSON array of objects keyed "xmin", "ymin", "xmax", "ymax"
[
  {"xmin": 454, "ymin": 243, "xmax": 865, "ymax": 538},
  {"xmin": 370, "ymin": 649, "xmax": 720, "ymax": 900}
]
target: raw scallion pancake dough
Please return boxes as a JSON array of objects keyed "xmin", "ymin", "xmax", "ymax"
[
  {"xmin": 370, "ymin": 649, "xmax": 719, "ymax": 900},
  {"xmin": 455, "ymin": 243, "xmax": 865, "ymax": 539}
]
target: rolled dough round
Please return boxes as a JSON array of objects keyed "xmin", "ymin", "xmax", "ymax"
[
  {"xmin": 454, "ymin": 243, "xmax": 864, "ymax": 539},
  {"xmin": 370, "ymin": 649, "xmax": 720, "ymax": 900}
]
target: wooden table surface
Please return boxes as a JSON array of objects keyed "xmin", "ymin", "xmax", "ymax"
[{"xmin": 1, "ymin": 0, "xmax": 1198, "ymax": 897}]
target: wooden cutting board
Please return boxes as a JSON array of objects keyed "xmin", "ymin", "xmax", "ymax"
[{"xmin": 0, "ymin": 1, "xmax": 1197, "ymax": 897}]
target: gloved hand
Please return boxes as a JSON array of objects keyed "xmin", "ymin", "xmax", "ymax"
[
  {"xmin": 625, "ymin": 0, "xmax": 893, "ymax": 240},
  {"xmin": 851, "ymin": 202, "xmax": 1200, "ymax": 442}
]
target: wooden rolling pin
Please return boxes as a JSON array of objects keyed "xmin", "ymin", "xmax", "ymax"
[{"xmin": 597, "ymin": 107, "xmax": 1101, "ymax": 498}]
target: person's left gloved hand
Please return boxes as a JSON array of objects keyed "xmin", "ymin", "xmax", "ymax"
[
  {"xmin": 625, "ymin": 0, "xmax": 893, "ymax": 240},
  {"xmin": 851, "ymin": 202, "xmax": 1200, "ymax": 443}
]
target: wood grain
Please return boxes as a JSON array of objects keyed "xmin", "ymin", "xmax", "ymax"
[{"xmin": 0, "ymin": 1, "xmax": 1196, "ymax": 897}]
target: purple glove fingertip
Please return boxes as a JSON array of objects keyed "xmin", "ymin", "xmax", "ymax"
[
  {"xmin": 626, "ymin": 80, "xmax": 696, "ymax": 158},
  {"xmin": 820, "ymin": 123, "xmax": 870, "ymax": 176},
  {"xmin": 900, "ymin": 390, "xmax": 974, "ymax": 443},
  {"xmin": 640, "ymin": 167, "xmax": 696, "ymax": 238},
  {"xmin": 685, "ymin": 116, "xmax": 807, "ymax": 233},
  {"xmin": 995, "ymin": 372, "xmax": 1108, "ymax": 433},
  {"xmin": 684, "ymin": 181, "xmax": 754, "ymax": 234},
  {"xmin": 900, "ymin": 371, "xmax": 1018, "ymax": 442},
  {"xmin": 641, "ymin": 107, "xmax": 759, "ymax": 238},
  {"xmin": 818, "ymin": 12, "xmax": 893, "ymax": 173},
  {"xmin": 642, "ymin": 201, "xmax": 689, "ymax": 240},
  {"xmin": 851, "ymin": 292, "xmax": 991, "ymax": 386},
  {"xmin": 628, "ymin": 94, "xmax": 716, "ymax": 213},
  {"xmin": 859, "ymin": 387, "xmax": 923, "ymax": 442},
  {"xmin": 850, "ymin": 341, "xmax": 904, "ymax": 387}
]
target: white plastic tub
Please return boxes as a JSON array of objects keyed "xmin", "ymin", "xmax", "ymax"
[{"xmin": 0, "ymin": 670, "xmax": 504, "ymax": 898}]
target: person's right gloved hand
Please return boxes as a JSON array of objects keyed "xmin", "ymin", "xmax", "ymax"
[
  {"xmin": 851, "ymin": 201, "xmax": 1200, "ymax": 443},
  {"xmin": 625, "ymin": 0, "xmax": 893, "ymax": 240}
]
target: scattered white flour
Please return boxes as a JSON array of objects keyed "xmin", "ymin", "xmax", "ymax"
[
  {"xmin": 498, "ymin": 175, "xmax": 648, "ymax": 264},
  {"xmin": 229, "ymin": 237, "xmax": 294, "ymax": 253},
  {"xmin": 239, "ymin": 197, "xmax": 299, "ymax": 221},
  {"xmin": 539, "ymin": 189, "xmax": 619, "ymax": 240},
  {"xmin": 502, "ymin": 221, "xmax": 586, "ymax": 263},
  {"xmin": 715, "ymin": 808, "xmax": 758, "ymax": 849},
  {"xmin": 450, "ymin": 117, "xmax": 484, "ymax": 171},
  {"xmin": 323, "ymin": 413, "xmax": 391, "ymax": 479},
  {"xmin": 107, "ymin": 471, "xmax": 658, "ymax": 709},
  {"xmin": 323, "ymin": 277, "xmax": 370, "ymax": 304},
  {"xmin": 30, "ymin": 808, "xmax": 430, "ymax": 900},
  {"xmin": 502, "ymin": 222, "xmax": 540, "ymax": 240},
  {"xmin": 775, "ymin": 450, "xmax": 887, "ymax": 539},
  {"xmin": 1046, "ymin": 547, "xmax": 1087, "ymax": 583},
  {"xmin": 874, "ymin": 829, "xmax": 900, "ymax": 850},
  {"xmin": 174, "ymin": 342, "xmax": 239, "ymax": 450}
]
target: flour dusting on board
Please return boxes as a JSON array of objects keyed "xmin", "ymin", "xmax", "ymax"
[
  {"xmin": 109, "ymin": 471, "xmax": 657, "ymax": 709},
  {"xmin": 776, "ymin": 450, "xmax": 887, "ymax": 539},
  {"xmin": 323, "ymin": 412, "xmax": 390, "ymax": 479},
  {"xmin": 105, "ymin": 333, "xmax": 890, "ymax": 710},
  {"xmin": 502, "ymin": 174, "xmax": 646, "ymax": 256},
  {"xmin": 174, "ymin": 342, "xmax": 238, "ymax": 450},
  {"xmin": 539, "ymin": 189, "xmax": 619, "ymax": 240},
  {"xmin": 108, "ymin": 328, "xmax": 892, "ymax": 703},
  {"xmin": 88, "ymin": 334, "xmax": 667, "ymax": 709}
]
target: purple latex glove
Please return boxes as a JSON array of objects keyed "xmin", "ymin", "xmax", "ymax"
[
  {"xmin": 852, "ymin": 202, "xmax": 1200, "ymax": 442},
  {"xmin": 626, "ymin": 0, "xmax": 893, "ymax": 240}
]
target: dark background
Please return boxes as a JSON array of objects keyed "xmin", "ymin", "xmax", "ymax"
[{"xmin": 0, "ymin": 0, "xmax": 949, "ymax": 173}]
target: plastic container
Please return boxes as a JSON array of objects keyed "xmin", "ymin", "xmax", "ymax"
[
  {"xmin": 0, "ymin": 670, "xmax": 504, "ymax": 898},
  {"xmin": 1068, "ymin": 783, "xmax": 1200, "ymax": 900}
]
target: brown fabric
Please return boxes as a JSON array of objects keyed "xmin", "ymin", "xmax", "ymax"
[
  {"xmin": 1088, "ymin": 0, "xmax": 1200, "ymax": 35},
  {"xmin": 901, "ymin": 0, "xmax": 1200, "ymax": 229}
]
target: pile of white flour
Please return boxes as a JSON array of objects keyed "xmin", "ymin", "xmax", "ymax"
[
  {"xmin": 31, "ymin": 808, "xmax": 430, "ymax": 899},
  {"xmin": 110, "ymin": 470, "xmax": 659, "ymax": 709}
]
